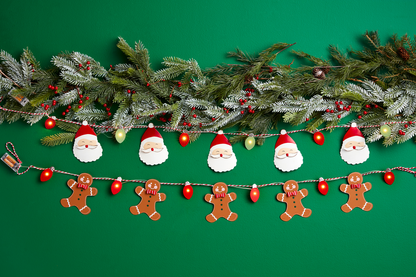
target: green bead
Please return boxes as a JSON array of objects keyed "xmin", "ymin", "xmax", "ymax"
[
  {"xmin": 115, "ymin": 128, "xmax": 126, "ymax": 143},
  {"xmin": 245, "ymin": 136, "xmax": 255, "ymax": 150},
  {"xmin": 380, "ymin": 124, "xmax": 391, "ymax": 138}
]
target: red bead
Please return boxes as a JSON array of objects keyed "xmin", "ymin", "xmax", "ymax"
[
  {"xmin": 363, "ymin": 111, "xmax": 368, "ymax": 115},
  {"xmin": 193, "ymin": 114, "xmax": 197, "ymax": 118},
  {"xmin": 402, "ymin": 131, "xmax": 406, "ymax": 135},
  {"xmin": 78, "ymin": 105, "xmax": 82, "ymax": 109},
  {"xmin": 41, "ymin": 103, "xmax": 44, "ymax": 107},
  {"xmin": 150, "ymin": 115, "xmax": 153, "ymax": 117},
  {"xmin": 87, "ymin": 61, "xmax": 91, "ymax": 65},
  {"xmin": 358, "ymin": 115, "xmax": 362, "ymax": 119},
  {"xmin": 241, "ymin": 110, "xmax": 244, "ymax": 114},
  {"xmin": 337, "ymin": 115, "xmax": 341, "ymax": 118}
]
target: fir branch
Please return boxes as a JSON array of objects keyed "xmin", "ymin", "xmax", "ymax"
[{"xmin": 41, "ymin": 132, "xmax": 76, "ymax": 146}]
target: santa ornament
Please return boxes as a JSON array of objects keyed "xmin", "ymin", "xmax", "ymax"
[
  {"xmin": 340, "ymin": 123, "xmax": 370, "ymax": 165},
  {"xmin": 207, "ymin": 130, "xmax": 237, "ymax": 172},
  {"xmin": 73, "ymin": 121, "xmax": 103, "ymax": 163},
  {"xmin": 274, "ymin": 130, "xmax": 303, "ymax": 172},
  {"xmin": 139, "ymin": 123, "xmax": 169, "ymax": 166}
]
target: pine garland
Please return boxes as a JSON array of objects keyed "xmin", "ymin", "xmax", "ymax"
[{"xmin": 1, "ymin": 31, "xmax": 416, "ymax": 147}]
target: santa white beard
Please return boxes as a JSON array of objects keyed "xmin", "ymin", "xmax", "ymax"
[
  {"xmin": 139, "ymin": 146, "xmax": 169, "ymax": 166},
  {"xmin": 274, "ymin": 151, "xmax": 303, "ymax": 172},
  {"xmin": 340, "ymin": 146, "xmax": 370, "ymax": 165},
  {"xmin": 208, "ymin": 155, "xmax": 237, "ymax": 172},
  {"xmin": 73, "ymin": 143, "xmax": 103, "ymax": 163}
]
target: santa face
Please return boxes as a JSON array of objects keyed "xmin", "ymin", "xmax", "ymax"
[
  {"xmin": 283, "ymin": 180, "xmax": 299, "ymax": 193},
  {"xmin": 73, "ymin": 135, "xmax": 103, "ymax": 163},
  {"xmin": 274, "ymin": 145, "xmax": 303, "ymax": 172},
  {"xmin": 340, "ymin": 137, "xmax": 369, "ymax": 165},
  {"xmin": 207, "ymin": 146, "xmax": 237, "ymax": 172},
  {"xmin": 212, "ymin": 183, "xmax": 228, "ymax": 194},
  {"xmin": 139, "ymin": 138, "xmax": 169, "ymax": 166},
  {"xmin": 145, "ymin": 179, "xmax": 160, "ymax": 192}
]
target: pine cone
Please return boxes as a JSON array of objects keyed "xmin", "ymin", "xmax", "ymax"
[
  {"xmin": 312, "ymin": 68, "xmax": 325, "ymax": 79},
  {"xmin": 322, "ymin": 67, "xmax": 330, "ymax": 74},
  {"xmin": 397, "ymin": 47, "xmax": 410, "ymax": 61}
]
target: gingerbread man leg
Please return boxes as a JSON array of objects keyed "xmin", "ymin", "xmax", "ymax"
[
  {"xmin": 60, "ymin": 198, "xmax": 71, "ymax": 208},
  {"xmin": 301, "ymin": 208, "xmax": 312, "ymax": 218},
  {"xmin": 362, "ymin": 202, "xmax": 373, "ymax": 211},
  {"xmin": 341, "ymin": 203, "xmax": 354, "ymax": 213},
  {"xmin": 227, "ymin": 212, "xmax": 238, "ymax": 222},
  {"xmin": 149, "ymin": 211, "xmax": 161, "ymax": 221},
  {"xmin": 280, "ymin": 212, "xmax": 293, "ymax": 222},
  {"xmin": 130, "ymin": 205, "xmax": 141, "ymax": 215},
  {"xmin": 206, "ymin": 213, "xmax": 218, "ymax": 223},
  {"xmin": 78, "ymin": 205, "xmax": 91, "ymax": 215}
]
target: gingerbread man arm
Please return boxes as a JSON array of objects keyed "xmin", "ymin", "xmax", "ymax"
[
  {"xmin": 228, "ymin": 192, "xmax": 237, "ymax": 202},
  {"xmin": 339, "ymin": 184, "xmax": 350, "ymax": 194},
  {"xmin": 135, "ymin": 186, "xmax": 145, "ymax": 196},
  {"xmin": 363, "ymin": 182, "xmax": 372, "ymax": 191},
  {"xmin": 299, "ymin": 188, "xmax": 308, "ymax": 198},
  {"xmin": 204, "ymin": 194, "xmax": 214, "ymax": 202},
  {"xmin": 67, "ymin": 179, "xmax": 77, "ymax": 190},
  {"xmin": 157, "ymin": 193, "xmax": 166, "ymax": 202},
  {"xmin": 89, "ymin": 187, "xmax": 98, "ymax": 196},
  {"xmin": 276, "ymin": 193, "xmax": 286, "ymax": 203}
]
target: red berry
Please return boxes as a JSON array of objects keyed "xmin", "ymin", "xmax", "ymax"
[
  {"xmin": 31, "ymin": 69, "xmax": 35, "ymax": 72},
  {"xmin": 78, "ymin": 105, "xmax": 82, "ymax": 109},
  {"xmin": 269, "ymin": 67, "xmax": 273, "ymax": 73},
  {"xmin": 343, "ymin": 106, "xmax": 347, "ymax": 110},
  {"xmin": 55, "ymin": 86, "xmax": 58, "ymax": 90},
  {"xmin": 62, "ymin": 112, "xmax": 66, "ymax": 116},
  {"xmin": 188, "ymin": 123, "xmax": 191, "ymax": 127},
  {"xmin": 80, "ymin": 94, "xmax": 83, "ymax": 98},
  {"xmin": 256, "ymin": 76, "xmax": 259, "ymax": 80},
  {"xmin": 358, "ymin": 115, "xmax": 362, "ymax": 119},
  {"xmin": 178, "ymin": 82, "xmax": 182, "ymax": 87},
  {"xmin": 248, "ymin": 105, "xmax": 252, "ymax": 109},
  {"xmin": 44, "ymin": 105, "xmax": 49, "ymax": 110},
  {"xmin": 41, "ymin": 103, "xmax": 44, "ymax": 107},
  {"xmin": 107, "ymin": 112, "xmax": 111, "ymax": 116},
  {"xmin": 246, "ymin": 93, "xmax": 251, "ymax": 97},
  {"xmin": 87, "ymin": 61, "xmax": 91, "ymax": 65},
  {"xmin": 330, "ymin": 110, "xmax": 334, "ymax": 113},
  {"xmin": 405, "ymin": 124, "xmax": 409, "ymax": 128},
  {"xmin": 66, "ymin": 109, "xmax": 69, "ymax": 113},
  {"xmin": 348, "ymin": 105, "xmax": 351, "ymax": 109},
  {"xmin": 212, "ymin": 117, "xmax": 215, "ymax": 121},
  {"xmin": 409, "ymin": 121, "xmax": 413, "ymax": 124},
  {"xmin": 346, "ymin": 108, "xmax": 350, "ymax": 111},
  {"xmin": 52, "ymin": 101, "xmax": 56, "ymax": 106},
  {"xmin": 365, "ymin": 104, "xmax": 370, "ymax": 108},
  {"xmin": 340, "ymin": 101, "xmax": 343, "ymax": 105},
  {"xmin": 240, "ymin": 102, "xmax": 244, "ymax": 105},
  {"xmin": 190, "ymin": 79, "xmax": 193, "ymax": 82},
  {"xmin": 226, "ymin": 110, "xmax": 229, "ymax": 113},
  {"xmin": 127, "ymin": 90, "xmax": 131, "ymax": 93},
  {"xmin": 192, "ymin": 107, "xmax": 195, "ymax": 110},
  {"xmin": 241, "ymin": 110, "xmax": 244, "ymax": 114},
  {"xmin": 68, "ymin": 105, "xmax": 71, "ymax": 109},
  {"xmin": 199, "ymin": 123, "xmax": 202, "ymax": 127},
  {"xmin": 305, "ymin": 118, "xmax": 309, "ymax": 121},
  {"xmin": 86, "ymin": 67, "xmax": 90, "ymax": 70},
  {"xmin": 169, "ymin": 94, "xmax": 172, "ymax": 98},
  {"xmin": 183, "ymin": 122, "xmax": 187, "ymax": 126},
  {"xmin": 106, "ymin": 107, "xmax": 110, "ymax": 111},
  {"xmin": 244, "ymin": 99, "xmax": 247, "ymax": 103},
  {"xmin": 79, "ymin": 100, "xmax": 83, "ymax": 104},
  {"xmin": 48, "ymin": 85, "xmax": 52, "ymax": 89},
  {"xmin": 363, "ymin": 111, "xmax": 368, "ymax": 115},
  {"xmin": 335, "ymin": 101, "xmax": 339, "ymax": 105},
  {"xmin": 326, "ymin": 109, "xmax": 330, "ymax": 113},
  {"xmin": 79, "ymin": 63, "xmax": 82, "ymax": 68},
  {"xmin": 55, "ymin": 91, "xmax": 58, "ymax": 94},
  {"xmin": 85, "ymin": 96, "xmax": 89, "ymax": 100},
  {"xmin": 110, "ymin": 65, "xmax": 113, "ymax": 68},
  {"xmin": 147, "ymin": 83, "xmax": 150, "ymax": 86},
  {"xmin": 193, "ymin": 114, "xmax": 197, "ymax": 118},
  {"xmin": 337, "ymin": 115, "xmax": 341, "ymax": 118},
  {"xmin": 239, "ymin": 99, "xmax": 243, "ymax": 102},
  {"xmin": 103, "ymin": 103, "xmax": 107, "ymax": 107}
]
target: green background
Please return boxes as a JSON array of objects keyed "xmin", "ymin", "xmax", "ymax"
[{"xmin": 1, "ymin": 1, "xmax": 416, "ymax": 276}]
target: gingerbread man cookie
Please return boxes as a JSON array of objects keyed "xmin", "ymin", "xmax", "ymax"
[
  {"xmin": 60, "ymin": 173, "xmax": 98, "ymax": 215},
  {"xmin": 276, "ymin": 180, "xmax": 312, "ymax": 221},
  {"xmin": 204, "ymin": 182, "xmax": 238, "ymax": 223},
  {"xmin": 340, "ymin": 172, "xmax": 373, "ymax": 213},
  {"xmin": 130, "ymin": 179, "xmax": 166, "ymax": 221}
]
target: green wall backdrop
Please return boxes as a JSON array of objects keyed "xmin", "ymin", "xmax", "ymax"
[{"xmin": 1, "ymin": 1, "xmax": 416, "ymax": 276}]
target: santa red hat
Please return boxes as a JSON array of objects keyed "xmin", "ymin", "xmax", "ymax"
[
  {"xmin": 141, "ymin": 123, "xmax": 163, "ymax": 144},
  {"xmin": 210, "ymin": 130, "xmax": 231, "ymax": 149},
  {"xmin": 343, "ymin": 123, "xmax": 365, "ymax": 143},
  {"xmin": 75, "ymin": 121, "xmax": 97, "ymax": 140},
  {"xmin": 275, "ymin": 130, "xmax": 296, "ymax": 149}
]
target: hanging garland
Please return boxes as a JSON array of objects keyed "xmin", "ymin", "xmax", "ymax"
[
  {"xmin": 1, "ymin": 31, "xmax": 416, "ymax": 148},
  {"xmin": 2, "ymin": 142, "xmax": 413, "ymax": 221}
]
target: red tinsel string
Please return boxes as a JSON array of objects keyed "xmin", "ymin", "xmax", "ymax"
[{"xmin": 5, "ymin": 142, "xmax": 416, "ymax": 189}]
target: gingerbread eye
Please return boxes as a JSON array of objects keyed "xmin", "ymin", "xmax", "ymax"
[
  {"xmin": 291, "ymin": 184, "xmax": 295, "ymax": 189},
  {"xmin": 286, "ymin": 185, "xmax": 290, "ymax": 190}
]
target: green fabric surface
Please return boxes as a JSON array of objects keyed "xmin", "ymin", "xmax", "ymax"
[{"xmin": 1, "ymin": 1, "xmax": 415, "ymax": 276}]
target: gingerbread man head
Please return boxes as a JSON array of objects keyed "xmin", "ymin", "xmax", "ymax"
[
  {"xmin": 348, "ymin": 172, "xmax": 363, "ymax": 185},
  {"xmin": 145, "ymin": 179, "xmax": 161, "ymax": 193},
  {"xmin": 212, "ymin": 182, "xmax": 228, "ymax": 194},
  {"xmin": 78, "ymin": 173, "xmax": 93, "ymax": 188},
  {"xmin": 283, "ymin": 180, "xmax": 298, "ymax": 193}
]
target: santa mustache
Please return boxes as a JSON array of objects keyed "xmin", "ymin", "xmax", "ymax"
[
  {"xmin": 343, "ymin": 145, "xmax": 366, "ymax": 151},
  {"xmin": 209, "ymin": 153, "xmax": 233, "ymax": 159},
  {"xmin": 140, "ymin": 147, "xmax": 164, "ymax": 153},
  {"xmin": 75, "ymin": 145, "xmax": 99, "ymax": 150},
  {"xmin": 275, "ymin": 152, "xmax": 298, "ymax": 159}
]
